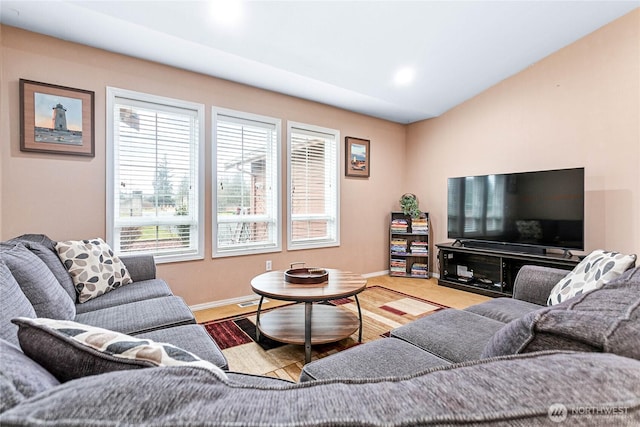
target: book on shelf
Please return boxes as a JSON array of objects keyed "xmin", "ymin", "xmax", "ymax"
[
  {"xmin": 390, "ymin": 238, "xmax": 408, "ymax": 254},
  {"xmin": 391, "ymin": 218, "xmax": 408, "ymax": 233},
  {"xmin": 410, "ymin": 241, "xmax": 428, "ymax": 254},
  {"xmin": 410, "ymin": 262, "xmax": 429, "ymax": 277},
  {"xmin": 390, "ymin": 258, "xmax": 407, "ymax": 275},
  {"xmin": 411, "ymin": 217, "xmax": 429, "ymax": 234}
]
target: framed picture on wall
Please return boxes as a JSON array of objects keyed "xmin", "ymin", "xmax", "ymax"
[
  {"xmin": 345, "ymin": 136, "xmax": 370, "ymax": 178},
  {"xmin": 20, "ymin": 79, "xmax": 95, "ymax": 157}
]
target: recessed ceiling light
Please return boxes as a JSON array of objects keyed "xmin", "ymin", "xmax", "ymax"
[
  {"xmin": 393, "ymin": 67, "xmax": 415, "ymax": 86},
  {"xmin": 210, "ymin": 0, "xmax": 244, "ymax": 28}
]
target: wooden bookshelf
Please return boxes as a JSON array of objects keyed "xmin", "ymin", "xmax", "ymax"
[{"xmin": 389, "ymin": 211, "xmax": 430, "ymax": 279}]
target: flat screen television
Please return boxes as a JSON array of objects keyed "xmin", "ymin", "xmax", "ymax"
[{"xmin": 447, "ymin": 167, "xmax": 584, "ymax": 254}]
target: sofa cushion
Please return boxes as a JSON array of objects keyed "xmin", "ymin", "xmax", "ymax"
[
  {"xmin": 7, "ymin": 234, "xmax": 77, "ymax": 302},
  {"xmin": 483, "ymin": 267, "xmax": 640, "ymax": 359},
  {"xmin": 74, "ymin": 279, "xmax": 173, "ymax": 314},
  {"xmin": 299, "ymin": 337, "xmax": 451, "ymax": 382},
  {"xmin": 390, "ymin": 309, "xmax": 505, "ymax": 363},
  {"xmin": 0, "ymin": 372, "xmax": 22, "ymax": 414},
  {"xmin": 73, "ymin": 296, "xmax": 195, "ymax": 335},
  {"xmin": 0, "ymin": 262, "xmax": 37, "ymax": 347},
  {"xmin": 119, "ymin": 254, "xmax": 157, "ymax": 282},
  {"xmin": 0, "ymin": 243, "xmax": 75, "ymax": 320},
  {"xmin": 135, "ymin": 324, "xmax": 228, "ymax": 370},
  {"xmin": 0, "ymin": 339, "xmax": 60, "ymax": 413},
  {"xmin": 225, "ymin": 372, "xmax": 295, "ymax": 386},
  {"xmin": 12, "ymin": 317, "xmax": 228, "ymax": 383},
  {"xmin": 512, "ymin": 265, "xmax": 570, "ymax": 305},
  {"xmin": 464, "ymin": 298, "xmax": 542, "ymax": 323},
  {"xmin": 1, "ymin": 352, "xmax": 639, "ymax": 425},
  {"xmin": 55, "ymin": 238, "xmax": 133, "ymax": 303},
  {"xmin": 547, "ymin": 249, "xmax": 636, "ymax": 306}
]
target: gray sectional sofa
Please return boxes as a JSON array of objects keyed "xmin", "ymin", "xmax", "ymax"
[
  {"xmin": 2, "ymin": 234, "xmax": 639, "ymax": 426},
  {"xmin": 299, "ymin": 265, "xmax": 578, "ymax": 381}
]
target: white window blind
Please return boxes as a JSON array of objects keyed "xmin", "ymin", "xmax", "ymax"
[
  {"xmin": 107, "ymin": 88, "xmax": 204, "ymax": 262},
  {"xmin": 287, "ymin": 122, "xmax": 340, "ymax": 250},
  {"xmin": 213, "ymin": 108, "xmax": 281, "ymax": 257}
]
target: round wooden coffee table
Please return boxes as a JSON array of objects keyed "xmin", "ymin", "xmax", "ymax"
[{"xmin": 250, "ymin": 269, "xmax": 367, "ymax": 364}]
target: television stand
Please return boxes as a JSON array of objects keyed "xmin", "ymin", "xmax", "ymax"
[{"xmin": 436, "ymin": 242, "xmax": 580, "ymax": 297}]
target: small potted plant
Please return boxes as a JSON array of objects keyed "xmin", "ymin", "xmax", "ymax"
[{"xmin": 400, "ymin": 193, "xmax": 421, "ymax": 219}]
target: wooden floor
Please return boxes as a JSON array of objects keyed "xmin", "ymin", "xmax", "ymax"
[{"xmin": 194, "ymin": 275, "xmax": 491, "ymax": 323}]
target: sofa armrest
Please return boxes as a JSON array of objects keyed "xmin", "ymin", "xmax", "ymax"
[
  {"xmin": 512, "ymin": 265, "xmax": 569, "ymax": 305},
  {"xmin": 119, "ymin": 255, "xmax": 156, "ymax": 282}
]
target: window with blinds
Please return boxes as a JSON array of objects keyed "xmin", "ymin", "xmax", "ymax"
[
  {"xmin": 213, "ymin": 108, "xmax": 281, "ymax": 257},
  {"xmin": 106, "ymin": 88, "xmax": 204, "ymax": 262},
  {"xmin": 287, "ymin": 122, "xmax": 340, "ymax": 250}
]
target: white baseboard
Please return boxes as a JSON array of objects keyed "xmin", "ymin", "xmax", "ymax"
[
  {"xmin": 363, "ymin": 270, "xmax": 389, "ymax": 278},
  {"xmin": 189, "ymin": 294, "xmax": 263, "ymax": 312},
  {"xmin": 189, "ymin": 269, "xmax": 436, "ymax": 311}
]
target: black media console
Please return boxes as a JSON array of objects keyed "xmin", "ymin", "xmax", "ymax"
[{"xmin": 436, "ymin": 242, "xmax": 580, "ymax": 297}]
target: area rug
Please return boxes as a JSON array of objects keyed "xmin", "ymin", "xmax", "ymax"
[{"xmin": 201, "ymin": 286, "xmax": 449, "ymax": 381}]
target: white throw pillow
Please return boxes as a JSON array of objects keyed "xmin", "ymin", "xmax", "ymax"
[
  {"xmin": 56, "ymin": 238, "xmax": 133, "ymax": 303},
  {"xmin": 547, "ymin": 250, "xmax": 636, "ymax": 306}
]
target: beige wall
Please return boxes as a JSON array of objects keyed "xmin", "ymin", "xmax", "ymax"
[
  {"xmin": 406, "ymin": 9, "xmax": 640, "ymax": 270},
  {"xmin": 0, "ymin": 26, "xmax": 406, "ymax": 305}
]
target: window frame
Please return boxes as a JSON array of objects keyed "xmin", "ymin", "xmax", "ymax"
[
  {"xmin": 106, "ymin": 87, "xmax": 205, "ymax": 263},
  {"xmin": 212, "ymin": 107, "xmax": 282, "ymax": 258},
  {"xmin": 287, "ymin": 121, "xmax": 341, "ymax": 250}
]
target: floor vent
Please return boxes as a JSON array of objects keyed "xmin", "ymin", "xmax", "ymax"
[{"xmin": 237, "ymin": 299, "xmax": 267, "ymax": 308}]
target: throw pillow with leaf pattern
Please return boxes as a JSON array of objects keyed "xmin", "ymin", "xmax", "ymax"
[
  {"xmin": 56, "ymin": 238, "xmax": 133, "ymax": 303},
  {"xmin": 547, "ymin": 249, "xmax": 636, "ymax": 306}
]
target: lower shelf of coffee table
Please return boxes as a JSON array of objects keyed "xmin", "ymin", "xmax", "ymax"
[{"xmin": 257, "ymin": 303, "xmax": 359, "ymax": 345}]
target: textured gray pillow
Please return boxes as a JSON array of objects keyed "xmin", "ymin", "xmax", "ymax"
[
  {"xmin": 13, "ymin": 317, "xmax": 228, "ymax": 383},
  {"xmin": 6, "ymin": 233, "xmax": 56, "ymax": 247},
  {"xmin": 0, "ymin": 338, "xmax": 60, "ymax": 412},
  {"xmin": 0, "ymin": 243, "xmax": 75, "ymax": 320},
  {"xmin": 483, "ymin": 267, "xmax": 640, "ymax": 359},
  {"xmin": 0, "ymin": 262, "xmax": 37, "ymax": 347},
  {"xmin": 22, "ymin": 240, "xmax": 77, "ymax": 302}
]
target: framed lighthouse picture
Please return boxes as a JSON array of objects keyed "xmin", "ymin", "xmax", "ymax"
[{"xmin": 20, "ymin": 79, "xmax": 95, "ymax": 157}]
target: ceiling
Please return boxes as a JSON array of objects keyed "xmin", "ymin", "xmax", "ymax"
[{"xmin": 2, "ymin": 1, "xmax": 638, "ymax": 124}]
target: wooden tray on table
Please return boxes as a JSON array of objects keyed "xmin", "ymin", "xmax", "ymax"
[{"xmin": 284, "ymin": 263, "xmax": 328, "ymax": 284}]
